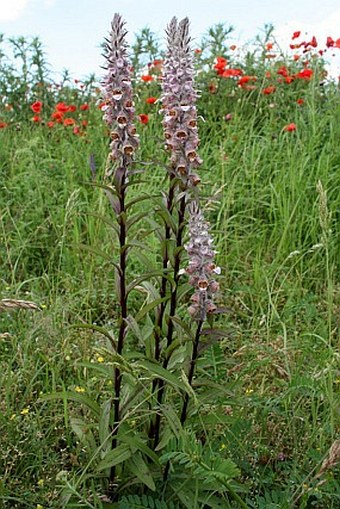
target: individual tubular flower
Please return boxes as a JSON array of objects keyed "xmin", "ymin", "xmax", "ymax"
[
  {"xmin": 185, "ymin": 203, "xmax": 221, "ymax": 320},
  {"xmin": 101, "ymin": 13, "xmax": 139, "ymax": 178},
  {"xmin": 161, "ymin": 17, "xmax": 202, "ymax": 185}
]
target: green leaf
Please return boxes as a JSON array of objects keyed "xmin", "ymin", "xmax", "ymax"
[
  {"xmin": 125, "ymin": 315, "xmax": 143, "ymax": 341},
  {"xmin": 84, "ymin": 211, "xmax": 119, "ymax": 235},
  {"xmin": 127, "ymin": 453, "xmax": 156, "ymax": 491},
  {"xmin": 138, "ymin": 359, "xmax": 184, "ymax": 392},
  {"xmin": 126, "ymin": 211, "xmax": 149, "ymax": 230},
  {"xmin": 154, "ymin": 426, "xmax": 172, "ymax": 451},
  {"xmin": 125, "ymin": 193, "xmax": 160, "ymax": 211},
  {"xmin": 70, "ymin": 417, "xmax": 98, "ymax": 452},
  {"xmin": 139, "ymin": 281, "xmax": 161, "ymax": 301},
  {"xmin": 127, "ymin": 271, "xmax": 168, "ymax": 295},
  {"xmin": 169, "ymin": 316, "xmax": 194, "ymax": 340},
  {"xmin": 120, "ymin": 434, "xmax": 159, "ymax": 464},
  {"xmin": 121, "ymin": 240, "xmax": 152, "ymax": 254},
  {"xmin": 86, "ymin": 180, "xmax": 119, "ymax": 196},
  {"xmin": 39, "ymin": 391, "xmax": 100, "ymax": 417},
  {"xmin": 135, "ymin": 296, "xmax": 169, "ymax": 322},
  {"xmin": 99, "ymin": 399, "xmax": 112, "ymax": 449},
  {"xmin": 95, "ymin": 443, "xmax": 132, "ymax": 472},
  {"xmin": 76, "ymin": 243, "xmax": 120, "ymax": 269},
  {"xmin": 160, "ymin": 405, "xmax": 184, "ymax": 440},
  {"xmin": 156, "ymin": 203, "xmax": 178, "ymax": 234}
]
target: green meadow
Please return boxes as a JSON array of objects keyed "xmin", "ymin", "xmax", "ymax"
[{"xmin": 0, "ymin": 25, "xmax": 339, "ymax": 508}]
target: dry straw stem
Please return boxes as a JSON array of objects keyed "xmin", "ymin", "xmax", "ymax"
[
  {"xmin": 314, "ymin": 439, "xmax": 340, "ymax": 479},
  {"xmin": 0, "ymin": 299, "xmax": 41, "ymax": 312}
]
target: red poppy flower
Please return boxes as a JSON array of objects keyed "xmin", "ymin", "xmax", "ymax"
[
  {"xmin": 222, "ymin": 68, "xmax": 243, "ymax": 78},
  {"xmin": 141, "ymin": 75, "xmax": 154, "ymax": 82},
  {"xmin": 47, "ymin": 121, "xmax": 55, "ymax": 128},
  {"xmin": 51, "ymin": 111, "xmax": 64, "ymax": 122},
  {"xmin": 308, "ymin": 36, "xmax": 317, "ymax": 48},
  {"xmin": 335, "ymin": 38, "xmax": 340, "ymax": 48},
  {"xmin": 263, "ymin": 86, "xmax": 276, "ymax": 95},
  {"xmin": 284, "ymin": 123, "xmax": 297, "ymax": 132},
  {"xmin": 230, "ymin": 45, "xmax": 237, "ymax": 51},
  {"xmin": 68, "ymin": 105, "xmax": 77, "ymax": 112},
  {"xmin": 81, "ymin": 120, "xmax": 88, "ymax": 127},
  {"xmin": 55, "ymin": 102, "xmax": 69, "ymax": 112},
  {"xmin": 296, "ymin": 98, "xmax": 304, "ymax": 105},
  {"xmin": 63, "ymin": 118, "xmax": 76, "ymax": 126},
  {"xmin": 292, "ymin": 31, "xmax": 301, "ymax": 40},
  {"xmin": 194, "ymin": 48, "xmax": 202, "ymax": 54},
  {"xmin": 296, "ymin": 68, "xmax": 313, "ymax": 80},
  {"xmin": 214, "ymin": 57, "xmax": 227, "ymax": 75},
  {"xmin": 138, "ymin": 114, "xmax": 149, "ymax": 125},
  {"xmin": 266, "ymin": 42, "xmax": 273, "ymax": 50},
  {"xmin": 73, "ymin": 126, "xmax": 81, "ymax": 135},
  {"xmin": 277, "ymin": 66, "xmax": 289, "ymax": 77},
  {"xmin": 293, "ymin": 54, "xmax": 300, "ymax": 61},
  {"xmin": 31, "ymin": 101, "xmax": 42, "ymax": 113},
  {"xmin": 80, "ymin": 103, "xmax": 89, "ymax": 111},
  {"xmin": 146, "ymin": 97, "xmax": 157, "ymax": 104},
  {"xmin": 0, "ymin": 121, "xmax": 8, "ymax": 129},
  {"xmin": 238, "ymin": 75, "xmax": 257, "ymax": 87},
  {"xmin": 326, "ymin": 36, "xmax": 334, "ymax": 48},
  {"xmin": 32, "ymin": 115, "xmax": 41, "ymax": 123},
  {"xmin": 265, "ymin": 71, "xmax": 271, "ymax": 78},
  {"xmin": 285, "ymin": 75, "xmax": 295, "ymax": 84}
]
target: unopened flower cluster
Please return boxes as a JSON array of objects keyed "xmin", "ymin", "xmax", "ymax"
[
  {"xmin": 161, "ymin": 17, "xmax": 202, "ymax": 186},
  {"xmin": 185, "ymin": 204, "xmax": 220, "ymax": 320},
  {"xmin": 102, "ymin": 13, "xmax": 139, "ymax": 176}
]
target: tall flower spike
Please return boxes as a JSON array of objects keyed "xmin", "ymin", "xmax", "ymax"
[
  {"xmin": 161, "ymin": 17, "xmax": 202, "ymax": 186},
  {"xmin": 185, "ymin": 202, "xmax": 220, "ymax": 320},
  {"xmin": 102, "ymin": 13, "xmax": 139, "ymax": 178}
]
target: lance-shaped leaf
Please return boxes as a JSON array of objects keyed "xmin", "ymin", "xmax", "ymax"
[
  {"xmin": 95, "ymin": 443, "xmax": 132, "ymax": 472},
  {"xmin": 126, "ymin": 453, "xmax": 156, "ymax": 491},
  {"xmin": 137, "ymin": 359, "xmax": 185, "ymax": 393}
]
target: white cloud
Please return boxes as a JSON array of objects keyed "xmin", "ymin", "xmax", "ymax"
[
  {"xmin": 0, "ymin": 0, "xmax": 56, "ymax": 22},
  {"xmin": 0, "ymin": 0, "xmax": 29, "ymax": 21}
]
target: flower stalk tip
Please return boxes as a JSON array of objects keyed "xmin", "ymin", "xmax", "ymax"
[{"xmin": 102, "ymin": 13, "xmax": 139, "ymax": 179}]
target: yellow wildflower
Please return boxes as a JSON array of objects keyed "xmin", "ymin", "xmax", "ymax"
[
  {"xmin": 20, "ymin": 407, "xmax": 30, "ymax": 415},
  {"xmin": 75, "ymin": 386, "xmax": 85, "ymax": 393}
]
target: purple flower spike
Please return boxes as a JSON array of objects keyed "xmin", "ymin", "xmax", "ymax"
[
  {"xmin": 102, "ymin": 13, "xmax": 139, "ymax": 178},
  {"xmin": 161, "ymin": 17, "xmax": 202, "ymax": 184},
  {"xmin": 185, "ymin": 203, "xmax": 220, "ymax": 320}
]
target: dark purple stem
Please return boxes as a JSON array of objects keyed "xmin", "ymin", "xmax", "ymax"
[
  {"xmin": 152, "ymin": 193, "xmax": 187, "ymax": 449},
  {"xmin": 109, "ymin": 172, "xmax": 127, "ymax": 497}
]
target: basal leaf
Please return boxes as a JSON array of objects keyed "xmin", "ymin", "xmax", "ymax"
[{"xmin": 127, "ymin": 453, "xmax": 156, "ymax": 491}]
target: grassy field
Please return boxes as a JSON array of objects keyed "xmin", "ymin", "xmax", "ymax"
[{"xmin": 0, "ymin": 26, "xmax": 339, "ymax": 508}]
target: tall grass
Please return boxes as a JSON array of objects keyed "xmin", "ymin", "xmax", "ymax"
[{"xmin": 0, "ymin": 22, "xmax": 339, "ymax": 509}]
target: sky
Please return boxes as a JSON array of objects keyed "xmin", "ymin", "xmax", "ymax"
[{"xmin": 1, "ymin": 0, "xmax": 339, "ymax": 80}]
